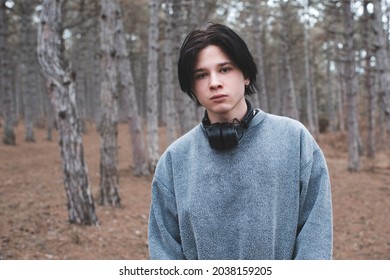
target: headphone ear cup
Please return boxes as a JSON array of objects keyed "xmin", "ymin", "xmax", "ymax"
[
  {"xmin": 206, "ymin": 123, "xmax": 223, "ymax": 150},
  {"xmin": 220, "ymin": 123, "xmax": 238, "ymax": 149},
  {"xmin": 206, "ymin": 123, "xmax": 238, "ymax": 150},
  {"xmin": 203, "ymin": 99, "xmax": 254, "ymax": 150}
]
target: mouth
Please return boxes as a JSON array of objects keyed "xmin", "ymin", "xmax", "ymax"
[{"xmin": 211, "ymin": 94, "xmax": 227, "ymax": 101}]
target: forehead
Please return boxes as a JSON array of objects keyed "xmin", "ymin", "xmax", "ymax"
[{"xmin": 195, "ymin": 45, "xmax": 231, "ymax": 68}]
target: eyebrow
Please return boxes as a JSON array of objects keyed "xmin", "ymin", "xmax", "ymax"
[{"xmin": 193, "ymin": 62, "xmax": 233, "ymax": 74}]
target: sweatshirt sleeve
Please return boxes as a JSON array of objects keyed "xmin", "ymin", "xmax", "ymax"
[
  {"xmin": 293, "ymin": 134, "xmax": 333, "ymax": 260},
  {"xmin": 148, "ymin": 156, "xmax": 185, "ymax": 260}
]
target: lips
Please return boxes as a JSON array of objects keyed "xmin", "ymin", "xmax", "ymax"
[{"xmin": 211, "ymin": 94, "xmax": 227, "ymax": 100}]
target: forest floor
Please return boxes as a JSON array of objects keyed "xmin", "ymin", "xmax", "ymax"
[{"xmin": 0, "ymin": 122, "xmax": 389, "ymax": 260}]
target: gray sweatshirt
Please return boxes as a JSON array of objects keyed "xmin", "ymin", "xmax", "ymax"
[{"xmin": 148, "ymin": 109, "xmax": 333, "ymax": 259}]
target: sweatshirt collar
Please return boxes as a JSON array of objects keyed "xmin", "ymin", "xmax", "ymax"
[
  {"xmin": 248, "ymin": 108, "xmax": 266, "ymax": 129},
  {"xmin": 200, "ymin": 108, "xmax": 267, "ymax": 130}
]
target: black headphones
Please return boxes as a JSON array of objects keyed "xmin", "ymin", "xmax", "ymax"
[{"xmin": 202, "ymin": 99, "xmax": 255, "ymax": 150}]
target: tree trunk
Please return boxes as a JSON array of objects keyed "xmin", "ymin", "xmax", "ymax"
[
  {"xmin": 302, "ymin": 0, "xmax": 317, "ymax": 137},
  {"xmin": 277, "ymin": 53, "xmax": 285, "ymax": 116},
  {"xmin": 252, "ymin": 3, "xmax": 269, "ymax": 112},
  {"xmin": 71, "ymin": 0, "xmax": 88, "ymax": 123},
  {"xmin": 146, "ymin": 0, "xmax": 160, "ymax": 171},
  {"xmin": 114, "ymin": 0, "xmax": 150, "ymax": 177},
  {"xmin": 0, "ymin": 1, "xmax": 16, "ymax": 145},
  {"xmin": 98, "ymin": 0, "xmax": 121, "ymax": 207},
  {"xmin": 311, "ymin": 46, "xmax": 319, "ymax": 135},
  {"xmin": 163, "ymin": 1, "xmax": 178, "ymax": 145},
  {"xmin": 342, "ymin": 0, "xmax": 360, "ymax": 171},
  {"xmin": 363, "ymin": 0, "xmax": 376, "ymax": 158},
  {"xmin": 44, "ymin": 79, "xmax": 54, "ymax": 141},
  {"xmin": 336, "ymin": 60, "xmax": 346, "ymax": 131},
  {"xmin": 326, "ymin": 43, "xmax": 336, "ymax": 132},
  {"xmin": 373, "ymin": 0, "xmax": 390, "ymax": 145},
  {"xmin": 37, "ymin": 0, "xmax": 98, "ymax": 225},
  {"xmin": 86, "ymin": 2, "xmax": 101, "ymax": 123},
  {"xmin": 20, "ymin": 0, "xmax": 36, "ymax": 142},
  {"xmin": 175, "ymin": 0, "xmax": 197, "ymax": 135},
  {"xmin": 279, "ymin": 2, "xmax": 299, "ymax": 120}
]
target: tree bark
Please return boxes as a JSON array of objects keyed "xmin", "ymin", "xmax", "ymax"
[
  {"xmin": 146, "ymin": 0, "xmax": 160, "ymax": 171},
  {"xmin": 325, "ymin": 42, "xmax": 336, "ymax": 132},
  {"xmin": 174, "ymin": 0, "xmax": 197, "ymax": 135},
  {"xmin": 252, "ymin": 2, "xmax": 269, "ymax": 112},
  {"xmin": 373, "ymin": 0, "xmax": 390, "ymax": 145},
  {"xmin": 342, "ymin": 0, "xmax": 360, "ymax": 171},
  {"xmin": 87, "ymin": 2, "xmax": 101, "ymax": 123},
  {"xmin": 0, "ymin": 0, "xmax": 16, "ymax": 145},
  {"xmin": 98, "ymin": 0, "xmax": 121, "ymax": 207},
  {"xmin": 44, "ymin": 79, "xmax": 54, "ymax": 141},
  {"xmin": 279, "ymin": 2, "xmax": 299, "ymax": 120},
  {"xmin": 113, "ymin": 0, "xmax": 150, "ymax": 177},
  {"xmin": 303, "ymin": 0, "xmax": 317, "ymax": 137},
  {"xmin": 37, "ymin": 0, "xmax": 98, "ymax": 225},
  {"xmin": 20, "ymin": 0, "xmax": 36, "ymax": 142},
  {"xmin": 363, "ymin": 0, "xmax": 376, "ymax": 158},
  {"xmin": 336, "ymin": 59, "xmax": 346, "ymax": 131},
  {"xmin": 163, "ymin": 1, "xmax": 178, "ymax": 145},
  {"xmin": 71, "ymin": 0, "xmax": 88, "ymax": 123}
]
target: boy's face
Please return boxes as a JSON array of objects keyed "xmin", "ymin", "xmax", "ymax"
[{"xmin": 192, "ymin": 45, "xmax": 249, "ymax": 124}]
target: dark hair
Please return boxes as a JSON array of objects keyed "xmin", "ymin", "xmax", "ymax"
[{"xmin": 178, "ymin": 23, "xmax": 258, "ymax": 103}]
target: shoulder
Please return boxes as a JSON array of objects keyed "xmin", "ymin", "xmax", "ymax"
[
  {"xmin": 254, "ymin": 112, "xmax": 313, "ymax": 144},
  {"xmin": 155, "ymin": 124, "xmax": 204, "ymax": 170},
  {"xmin": 259, "ymin": 112, "xmax": 321, "ymax": 156},
  {"xmin": 153, "ymin": 124, "xmax": 205, "ymax": 190},
  {"xmin": 165, "ymin": 124, "xmax": 204, "ymax": 154},
  {"xmin": 264, "ymin": 113, "xmax": 308, "ymax": 133}
]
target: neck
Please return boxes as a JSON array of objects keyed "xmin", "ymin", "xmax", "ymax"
[
  {"xmin": 208, "ymin": 99, "xmax": 248, "ymax": 124},
  {"xmin": 203, "ymin": 99, "xmax": 253, "ymax": 126}
]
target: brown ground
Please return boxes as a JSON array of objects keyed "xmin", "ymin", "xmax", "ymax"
[{"xmin": 0, "ymin": 123, "xmax": 389, "ymax": 260}]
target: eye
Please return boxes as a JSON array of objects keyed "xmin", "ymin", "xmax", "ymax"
[
  {"xmin": 194, "ymin": 72, "xmax": 207, "ymax": 80},
  {"xmin": 220, "ymin": 67, "xmax": 232, "ymax": 73}
]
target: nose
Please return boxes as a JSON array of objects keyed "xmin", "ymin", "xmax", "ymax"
[{"xmin": 209, "ymin": 72, "xmax": 222, "ymax": 90}]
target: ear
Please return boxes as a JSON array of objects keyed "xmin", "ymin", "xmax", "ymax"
[{"xmin": 244, "ymin": 79, "xmax": 250, "ymax": 86}]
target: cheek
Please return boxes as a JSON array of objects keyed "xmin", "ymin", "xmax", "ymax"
[
  {"xmin": 193, "ymin": 81, "xmax": 207, "ymax": 96},
  {"xmin": 235, "ymin": 81, "xmax": 246, "ymax": 94}
]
